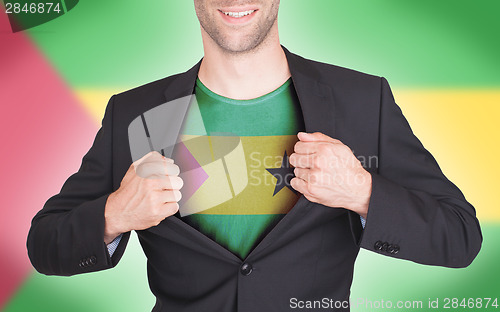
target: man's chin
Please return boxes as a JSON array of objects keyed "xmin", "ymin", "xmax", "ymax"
[{"xmin": 216, "ymin": 36, "xmax": 265, "ymax": 54}]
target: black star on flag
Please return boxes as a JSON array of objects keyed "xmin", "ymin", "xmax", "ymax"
[{"xmin": 266, "ymin": 150, "xmax": 298, "ymax": 196}]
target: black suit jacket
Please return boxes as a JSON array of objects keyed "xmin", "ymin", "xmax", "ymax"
[{"xmin": 27, "ymin": 47, "xmax": 482, "ymax": 311}]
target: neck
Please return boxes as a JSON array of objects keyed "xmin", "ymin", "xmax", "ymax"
[{"xmin": 198, "ymin": 24, "xmax": 291, "ymax": 100}]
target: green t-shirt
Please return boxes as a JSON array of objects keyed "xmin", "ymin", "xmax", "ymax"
[{"xmin": 173, "ymin": 77, "xmax": 305, "ymax": 259}]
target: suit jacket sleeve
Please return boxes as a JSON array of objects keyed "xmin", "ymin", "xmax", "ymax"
[
  {"xmin": 353, "ymin": 77, "xmax": 482, "ymax": 268},
  {"xmin": 27, "ymin": 95, "xmax": 131, "ymax": 276}
]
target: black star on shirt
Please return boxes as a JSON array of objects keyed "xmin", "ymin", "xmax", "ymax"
[{"xmin": 266, "ymin": 150, "xmax": 298, "ymax": 196}]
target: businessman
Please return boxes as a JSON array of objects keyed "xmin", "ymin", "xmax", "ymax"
[{"xmin": 27, "ymin": 1, "xmax": 482, "ymax": 311}]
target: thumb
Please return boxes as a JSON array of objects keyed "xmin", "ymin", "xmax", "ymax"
[{"xmin": 297, "ymin": 132, "xmax": 340, "ymax": 144}]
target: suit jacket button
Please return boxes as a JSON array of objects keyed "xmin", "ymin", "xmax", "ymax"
[
  {"xmin": 393, "ymin": 245, "xmax": 400, "ymax": 254},
  {"xmin": 89, "ymin": 256, "xmax": 97, "ymax": 265},
  {"xmin": 240, "ymin": 263, "xmax": 253, "ymax": 276},
  {"xmin": 381, "ymin": 242, "xmax": 389, "ymax": 252},
  {"xmin": 78, "ymin": 261, "xmax": 84, "ymax": 268},
  {"xmin": 374, "ymin": 241, "xmax": 383, "ymax": 250},
  {"xmin": 387, "ymin": 244, "xmax": 394, "ymax": 254}
]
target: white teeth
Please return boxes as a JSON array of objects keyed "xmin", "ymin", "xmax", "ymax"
[{"xmin": 222, "ymin": 10, "xmax": 255, "ymax": 18}]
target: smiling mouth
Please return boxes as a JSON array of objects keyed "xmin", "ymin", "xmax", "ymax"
[{"xmin": 219, "ymin": 9, "xmax": 257, "ymax": 18}]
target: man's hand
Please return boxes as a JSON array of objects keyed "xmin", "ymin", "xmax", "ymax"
[
  {"xmin": 289, "ymin": 132, "xmax": 372, "ymax": 219},
  {"xmin": 103, "ymin": 151, "xmax": 183, "ymax": 244}
]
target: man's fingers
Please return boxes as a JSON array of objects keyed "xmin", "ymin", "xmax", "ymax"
[
  {"xmin": 294, "ymin": 141, "xmax": 316, "ymax": 154},
  {"xmin": 290, "ymin": 176, "xmax": 306, "ymax": 192},
  {"xmin": 293, "ymin": 167, "xmax": 309, "ymax": 181},
  {"xmin": 290, "ymin": 177, "xmax": 319, "ymax": 201},
  {"xmin": 289, "ymin": 153, "xmax": 315, "ymax": 168},
  {"xmin": 290, "ymin": 177, "xmax": 321, "ymax": 203},
  {"xmin": 161, "ymin": 176, "xmax": 184, "ymax": 190},
  {"xmin": 136, "ymin": 161, "xmax": 180, "ymax": 178},
  {"xmin": 298, "ymin": 132, "xmax": 342, "ymax": 144},
  {"xmin": 294, "ymin": 168, "xmax": 324, "ymax": 185},
  {"xmin": 165, "ymin": 163, "xmax": 180, "ymax": 176},
  {"xmin": 159, "ymin": 190, "xmax": 182, "ymax": 203},
  {"xmin": 294, "ymin": 141, "xmax": 338, "ymax": 155},
  {"xmin": 164, "ymin": 158, "xmax": 174, "ymax": 164},
  {"xmin": 162, "ymin": 202, "xmax": 180, "ymax": 216},
  {"xmin": 150, "ymin": 175, "xmax": 183, "ymax": 191}
]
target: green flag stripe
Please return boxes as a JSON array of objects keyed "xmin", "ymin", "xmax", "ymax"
[{"xmin": 182, "ymin": 214, "xmax": 286, "ymax": 259}]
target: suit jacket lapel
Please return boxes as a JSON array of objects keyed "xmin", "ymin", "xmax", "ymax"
[
  {"xmin": 283, "ymin": 46, "xmax": 336, "ymax": 137},
  {"xmin": 163, "ymin": 60, "xmax": 201, "ymax": 102}
]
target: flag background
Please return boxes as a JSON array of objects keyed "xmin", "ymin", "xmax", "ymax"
[{"xmin": 1, "ymin": 1, "xmax": 499, "ymax": 311}]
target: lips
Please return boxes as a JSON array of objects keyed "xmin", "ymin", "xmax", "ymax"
[
  {"xmin": 218, "ymin": 7, "xmax": 258, "ymax": 24},
  {"xmin": 220, "ymin": 9, "xmax": 256, "ymax": 18}
]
